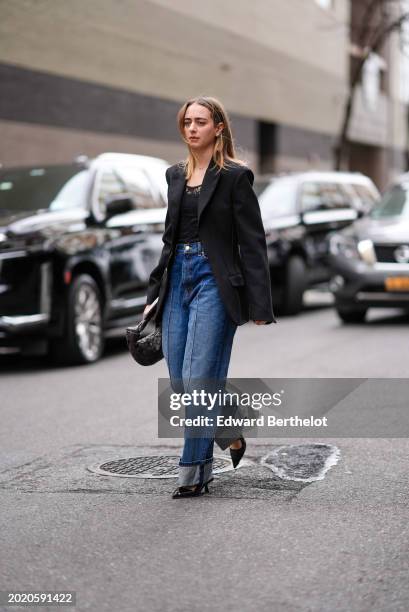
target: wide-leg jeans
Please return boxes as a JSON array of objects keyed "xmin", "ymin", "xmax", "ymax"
[{"xmin": 162, "ymin": 241, "xmax": 239, "ymax": 487}]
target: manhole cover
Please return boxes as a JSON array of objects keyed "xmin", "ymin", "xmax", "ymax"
[{"xmin": 88, "ymin": 455, "xmax": 234, "ymax": 479}]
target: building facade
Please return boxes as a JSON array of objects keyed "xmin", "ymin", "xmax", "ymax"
[{"xmin": 0, "ymin": 0, "xmax": 407, "ymax": 188}]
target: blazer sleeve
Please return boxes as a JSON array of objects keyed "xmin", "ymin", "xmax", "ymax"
[
  {"xmin": 231, "ymin": 167, "xmax": 277, "ymax": 324},
  {"xmin": 145, "ymin": 167, "xmax": 173, "ymax": 306}
]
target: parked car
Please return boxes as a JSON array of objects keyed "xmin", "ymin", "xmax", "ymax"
[
  {"xmin": 328, "ymin": 173, "xmax": 409, "ymax": 322},
  {"xmin": 0, "ymin": 152, "xmax": 169, "ymax": 363},
  {"xmin": 254, "ymin": 171, "xmax": 380, "ymax": 315}
]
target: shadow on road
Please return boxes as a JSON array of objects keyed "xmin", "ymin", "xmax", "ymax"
[{"xmin": 0, "ymin": 335, "xmax": 129, "ymax": 373}]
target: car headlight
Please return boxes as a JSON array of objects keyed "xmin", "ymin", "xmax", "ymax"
[
  {"xmin": 357, "ymin": 239, "xmax": 376, "ymax": 265},
  {"xmin": 329, "ymin": 235, "xmax": 376, "ymax": 264}
]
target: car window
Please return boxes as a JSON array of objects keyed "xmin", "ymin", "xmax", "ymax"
[
  {"xmin": 49, "ymin": 170, "xmax": 91, "ymax": 210},
  {"xmin": 96, "ymin": 169, "xmax": 129, "ymax": 213},
  {"xmin": 0, "ymin": 166, "xmax": 90, "ymax": 211},
  {"xmin": 349, "ymin": 183, "xmax": 379, "ymax": 211},
  {"xmin": 258, "ymin": 178, "xmax": 297, "ymax": 218},
  {"xmin": 301, "ymin": 182, "xmax": 352, "ymax": 212},
  {"xmin": 115, "ymin": 164, "xmax": 160, "ymax": 209},
  {"xmin": 370, "ymin": 185, "xmax": 409, "ymax": 219},
  {"xmin": 300, "ymin": 182, "xmax": 325, "ymax": 212},
  {"xmin": 144, "ymin": 164, "xmax": 168, "ymax": 205}
]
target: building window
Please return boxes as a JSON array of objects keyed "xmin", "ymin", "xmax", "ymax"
[{"xmin": 315, "ymin": 0, "xmax": 333, "ymax": 9}]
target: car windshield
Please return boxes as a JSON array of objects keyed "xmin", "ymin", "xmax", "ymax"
[
  {"xmin": 258, "ymin": 177, "xmax": 296, "ymax": 218},
  {"xmin": 253, "ymin": 178, "xmax": 274, "ymax": 197},
  {"xmin": 369, "ymin": 185, "xmax": 409, "ymax": 219},
  {"xmin": 0, "ymin": 165, "xmax": 91, "ymax": 211}
]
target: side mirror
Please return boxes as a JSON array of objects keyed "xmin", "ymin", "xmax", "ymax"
[{"xmin": 105, "ymin": 194, "xmax": 134, "ymax": 217}]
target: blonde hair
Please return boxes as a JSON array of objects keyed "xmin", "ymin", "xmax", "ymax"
[{"xmin": 177, "ymin": 96, "xmax": 247, "ymax": 180}]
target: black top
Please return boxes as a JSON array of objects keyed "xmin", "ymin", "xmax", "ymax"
[{"xmin": 175, "ymin": 183, "xmax": 202, "ymax": 243}]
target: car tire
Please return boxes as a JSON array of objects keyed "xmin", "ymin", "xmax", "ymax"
[
  {"xmin": 280, "ymin": 255, "xmax": 306, "ymax": 316},
  {"xmin": 336, "ymin": 306, "xmax": 368, "ymax": 323},
  {"xmin": 49, "ymin": 274, "xmax": 105, "ymax": 365}
]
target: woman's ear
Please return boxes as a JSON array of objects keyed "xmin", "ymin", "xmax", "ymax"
[{"xmin": 216, "ymin": 123, "xmax": 224, "ymax": 136}]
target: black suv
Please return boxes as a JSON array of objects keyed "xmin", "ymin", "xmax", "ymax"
[
  {"xmin": 254, "ymin": 171, "xmax": 380, "ymax": 314},
  {"xmin": 0, "ymin": 153, "xmax": 169, "ymax": 363}
]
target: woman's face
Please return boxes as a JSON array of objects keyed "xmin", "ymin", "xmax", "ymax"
[{"xmin": 183, "ymin": 103, "xmax": 223, "ymax": 151}]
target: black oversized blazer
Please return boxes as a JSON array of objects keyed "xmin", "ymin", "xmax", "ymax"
[{"xmin": 145, "ymin": 158, "xmax": 277, "ymax": 326}]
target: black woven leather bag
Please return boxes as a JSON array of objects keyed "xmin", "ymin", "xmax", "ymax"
[{"xmin": 125, "ymin": 300, "xmax": 163, "ymax": 366}]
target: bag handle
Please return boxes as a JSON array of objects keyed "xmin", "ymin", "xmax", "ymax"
[{"xmin": 137, "ymin": 296, "xmax": 159, "ymax": 332}]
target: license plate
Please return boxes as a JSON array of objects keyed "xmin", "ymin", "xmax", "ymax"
[{"xmin": 384, "ymin": 276, "xmax": 409, "ymax": 291}]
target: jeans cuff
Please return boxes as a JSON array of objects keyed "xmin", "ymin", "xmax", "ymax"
[{"xmin": 178, "ymin": 460, "xmax": 213, "ymax": 487}]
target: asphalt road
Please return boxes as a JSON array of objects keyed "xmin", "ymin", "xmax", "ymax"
[{"xmin": 1, "ymin": 297, "xmax": 409, "ymax": 612}]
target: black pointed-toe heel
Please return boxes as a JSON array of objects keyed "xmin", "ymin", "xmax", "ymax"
[
  {"xmin": 229, "ymin": 436, "xmax": 246, "ymax": 468},
  {"xmin": 171, "ymin": 477, "xmax": 214, "ymax": 499}
]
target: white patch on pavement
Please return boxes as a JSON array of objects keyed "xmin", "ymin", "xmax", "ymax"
[{"xmin": 260, "ymin": 443, "xmax": 341, "ymax": 482}]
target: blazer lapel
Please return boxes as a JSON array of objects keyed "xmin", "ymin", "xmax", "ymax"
[
  {"xmin": 197, "ymin": 159, "xmax": 221, "ymax": 225},
  {"xmin": 168, "ymin": 167, "xmax": 186, "ymax": 228}
]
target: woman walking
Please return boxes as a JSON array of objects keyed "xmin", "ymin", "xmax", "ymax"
[{"xmin": 144, "ymin": 96, "xmax": 277, "ymax": 499}]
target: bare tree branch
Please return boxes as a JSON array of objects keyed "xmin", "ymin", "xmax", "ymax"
[{"xmin": 335, "ymin": 1, "xmax": 409, "ymax": 170}]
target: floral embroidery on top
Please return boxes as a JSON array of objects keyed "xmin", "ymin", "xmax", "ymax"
[{"xmin": 185, "ymin": 184, "xmax": 202, "ymax": 195}]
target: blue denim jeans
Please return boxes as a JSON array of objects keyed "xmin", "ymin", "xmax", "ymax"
[{"xmin": 162, "ymin": 241, "xmax": 238, "ymax": 487}]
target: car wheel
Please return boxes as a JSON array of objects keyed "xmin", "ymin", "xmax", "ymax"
[
  {"xmin": 50, "ymin": 274, "xmax": 105, "ymax": 364},
  {"xmin": 336, "ymin": 306, "xmax": 368, "ymax": 323},
  {"xmin": 280, "ymin": 255, "xmax": 306, "ymax": 316}
]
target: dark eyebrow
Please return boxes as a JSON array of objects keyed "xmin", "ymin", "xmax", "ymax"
[{"xmin": 184, "ymin": 116, "xmax": 208, "ymax": 120}]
